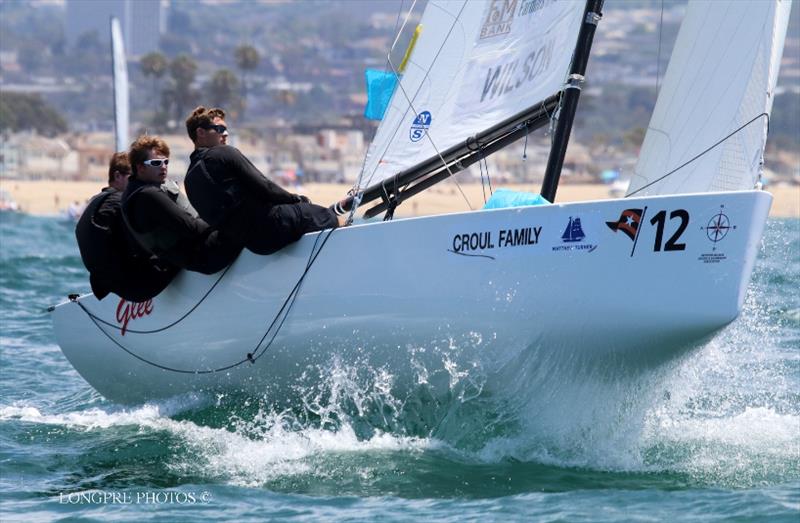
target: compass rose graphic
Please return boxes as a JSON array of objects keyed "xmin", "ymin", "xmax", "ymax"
[{"xmin": 701, "ymin": 205, "xmax": 736, "ymax": 250}]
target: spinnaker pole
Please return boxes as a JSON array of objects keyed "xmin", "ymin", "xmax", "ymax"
[{"xmin": 540, "ymin": 0, "xmax": 604, "ymax": 203}]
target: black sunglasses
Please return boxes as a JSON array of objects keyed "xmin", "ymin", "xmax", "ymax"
[{"xmin": 202, "ymin": 124, "xmax": 228, "ymax": 134}]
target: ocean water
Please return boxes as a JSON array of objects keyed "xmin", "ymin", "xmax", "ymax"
[{"xmin": 0, "ymin": 211, "xmax": 797, "ymax": 522}]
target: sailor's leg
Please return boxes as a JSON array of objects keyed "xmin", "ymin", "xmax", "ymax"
[{"xmin": 247, "ymin": 203, "xmax": 338, "ymax": 255}]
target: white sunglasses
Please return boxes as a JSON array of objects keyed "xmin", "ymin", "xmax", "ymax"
[{"xmin": 143, "ymin": 159, "xmax": 169, "ymax": 167}]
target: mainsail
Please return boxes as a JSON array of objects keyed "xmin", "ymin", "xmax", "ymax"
[
  {"xmin": 357, "ymin": 0, "xmax": 585, "ymax": 194},
  {"xmin": 110, "ymin": 17, "xmax": 129, "ymax": 152},
  {"xmin": 628, "ymin": 0, "xmax": 792, "ymax": 197}
]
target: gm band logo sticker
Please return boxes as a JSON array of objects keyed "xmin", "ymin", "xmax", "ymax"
[
  {"xmin": 410, "ymin": 111, "xmax": 431, "ymax": 142},
  {"xmin": 480, "ymin": 0, "xmax": 517, "ymax": 39}
]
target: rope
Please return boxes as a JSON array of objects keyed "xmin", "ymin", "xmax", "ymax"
[
  {"xmin": 523, "ymin": 122, "xmax": 529, "ymax": 161},
  {"xmin": 357, "ymin": 1, "xmax": 473, "ymax": 212},
  {"xmin": 75, "ymin": 263, "xmax": 233, "ymax": 334},
  {"xmin": 73, "ymin": 227, "xmax": 337, "ymax": 374},
  {"xmin": 478, "ymin": 149, "xmax": 493, "ymax": 204},
  {"xmin": 247, "ymin": 227, "xmax": 337, "ymax": 363},
  {"xmin": 479, "ymin": 161, "xmax": 487, "ymax": 204},
  {"xmin": 484, "ymin": 156, "xmax": 493, "ymax": 196}
]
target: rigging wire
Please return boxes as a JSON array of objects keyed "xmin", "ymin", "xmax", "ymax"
[
  {"xmin": 389, "ymin": 0, "xmax": 407, "ymax": 63},
  {"xmin": 346, "ymin": 0, "xmax": 416, "ymax": 225},
  {"xmin": 350, "ymin": 0, "xmax": 419, "ymax": 198},
  {"xmin": 523, "ymin": 122, "xmax": 529, "ymax": 161},
  {"xmin": 357, "ymin": 0, "xmax": 474, "ymax": 215},
  {"xmin": 72, "ymin": 227, "xmax": 338, "ymax": 374},
  {"xmin": 626, "ymin": 113, "xmax": 769, "ymax": 197},
  {"xmin": 656, "ymin": 0, "xmax": 664, "ymax": 97},
  {"xmin": 484, "ymin": 156, "xmax": 493, "ymax": 196},
  {"xmin": 478, "ymin": 155, "xmax": 494, "ymax": 205},
  {"xmin": 479, "ymin": 158, "xmax": 487, "ymax": 204}
]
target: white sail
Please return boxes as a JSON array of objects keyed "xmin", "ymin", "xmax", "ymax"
[
  {"xmin": 358, "ymin": 0, "xmax": 585, "ymax": 191},
  {"xmin": 628, "ymin": 0, "xmax": 792, "ymax": 197},
  {"xmin": 111, "ymin": 17, "xmax": 130, "ymax": 152}
]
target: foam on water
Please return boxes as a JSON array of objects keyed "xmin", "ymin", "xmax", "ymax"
[
  {"xmin": 1, "ymin": 215, "xmax": 797, "ymax": 499},
  {"xmin": 4, "ymin": 288, "xmax": 797, "ymax": 490}
]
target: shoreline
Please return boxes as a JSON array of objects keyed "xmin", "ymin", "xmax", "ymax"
[{"xmin": 1, "ymin": 179, "xmax": 798, "ymax": 218}]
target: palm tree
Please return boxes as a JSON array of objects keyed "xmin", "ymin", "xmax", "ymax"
[
  {"xmin": 167, "ymin": 54, "xmax": 198, "ymax": 125},
  {"xmin": 207, "ymin": 69, "xmax": 240, "ymax": 113},
  {"xmin": 139, "ymin": 52, "xmax": 168, "ymax": 116},
  {"xmin": 234, "ymin": 44, "xmax": 260, "ymax": 120}
]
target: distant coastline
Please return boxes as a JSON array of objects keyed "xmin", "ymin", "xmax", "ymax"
[{"xmin": 2, "ymin": 180, "xmax": 797, "ymax": 218}]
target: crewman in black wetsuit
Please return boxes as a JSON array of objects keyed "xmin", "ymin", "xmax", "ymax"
[
  {"xmin": 183, "ymin": 106, "xmax": 342, "ymax": 255},
  {"xmin": 75, "ymin": 152, "xmax": 177, "ymax": 301},
  {"xmin": 121, "ymin": 135, "xmax": 241, "ymax": 274}
]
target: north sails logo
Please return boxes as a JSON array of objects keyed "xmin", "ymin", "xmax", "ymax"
[{"xmin": 409, "ymin": 111, "xmax": 431, "ymax": 142}]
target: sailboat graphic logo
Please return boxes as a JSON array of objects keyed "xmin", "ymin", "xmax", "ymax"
[
  {"xmin": 561, "ymin": 216, "xmax": 586, "ymax": 243},
  {"xmin": 553, "ymin": 216, "xmax": 596, "ymax": 253}
]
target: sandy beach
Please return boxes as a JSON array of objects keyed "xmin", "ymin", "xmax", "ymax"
[{"xmin": 1, "ymin": 179, "xmax": 798, "ymax": 218}]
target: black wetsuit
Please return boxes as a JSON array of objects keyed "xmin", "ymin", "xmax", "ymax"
[
  {"xmin": 75, "ymin": 187, "xmax": 178, "ymax": 301},
  {"xmin": 121, "ymin": 178, "xmax": 241, "ymax": 274},
  {"xmin": 185, "ymin": 145, "xmax": 338, "ymax": 255}
]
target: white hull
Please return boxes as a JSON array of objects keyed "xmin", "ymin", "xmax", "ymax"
[{"xmin": 51, "ymin": 191, "xmax": 771, "ymax": 404}]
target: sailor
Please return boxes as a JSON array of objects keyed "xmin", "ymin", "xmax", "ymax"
[
  {"xmin": 183, "ymin": 106, "xmax": 343, "ymax": 256},
  {"xmin": 121, "ymin": 135, "xmax": 241, "ymax": 274},
  {"xmin": 75, "ymin": 152, "xmax": 178, "ymax": 301}
]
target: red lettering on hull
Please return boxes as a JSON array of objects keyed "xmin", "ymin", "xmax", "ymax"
[{"xmin": 115, "ymin": 298, "xmax": 153, "ymax": 336}]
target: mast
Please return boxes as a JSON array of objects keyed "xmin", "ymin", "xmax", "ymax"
[
  {"xmin": 540, "ymin": 0, "xmax": 604, "ymax": 203},
  {"xmin": 110, "ymin": 17, "xmax": 129, "ymax": 152},
  {"xmin": 333, "ymin": 0, "xmax": 593, "ymax": 218}
]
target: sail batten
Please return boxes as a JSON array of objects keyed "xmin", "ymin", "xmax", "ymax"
[
  {"xmin": 628, "ymin": 0, "xmax": 792, "ymax": 197},
  {"xmin": 358, "ymin": 0, "xmax": 585, "ymax": 199}
]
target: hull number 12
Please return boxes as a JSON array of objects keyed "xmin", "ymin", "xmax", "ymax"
[{"xmin": 650, "ymin": 209, "xmax": 689, "ymax": 252}]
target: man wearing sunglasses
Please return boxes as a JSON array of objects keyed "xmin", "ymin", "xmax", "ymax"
[
  {"xmin": 75, "ymin": 152, "xmax": 177, "ymax": 301},
  {"xmin": 183, "ymin": 106, "xmax": 341, "ymax": 256},
  {"xmin": 121, "ymin": 135, "xmax": 241, "ymax": 279}
]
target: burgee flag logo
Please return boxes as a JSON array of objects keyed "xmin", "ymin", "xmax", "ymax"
[{"xmin": 606, "ymin": 208, "xmax": 643, "ymax": 241}]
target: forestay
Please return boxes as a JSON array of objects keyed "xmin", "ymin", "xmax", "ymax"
[
  {"xmin": 628, "ymin": 0, "xmax": 792, "ymax": 197},
  {"xmin": 111, "ymin": 17, "xmax": 129, "ymax": 152},
  {"xmin": 358, "ymin": 0, "xmax": 585, "ymax": 192}
]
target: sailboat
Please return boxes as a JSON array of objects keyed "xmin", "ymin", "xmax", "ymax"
[
  {"xmin": 50, "ymin": 0, "xmax": 792, "ymax": 405},
  {"xmin": 111, "ymin": 16, "xmax": 129, "ymax": 152},
  {"xmin": 561, "ymin": 217, "xmax": 586, "ymax": 243},
  {"xmin": 61, "ymin": 18, "xmax": 128, "ymax": 224}
]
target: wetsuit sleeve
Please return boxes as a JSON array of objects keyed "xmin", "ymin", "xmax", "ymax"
[
  {"xmin": 217, "ymin": 146, "xmax": 302, "ymax": 205},
  {"xmin": 136, "ymin": 188, "xmax": 210, "ymax": 241}
]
